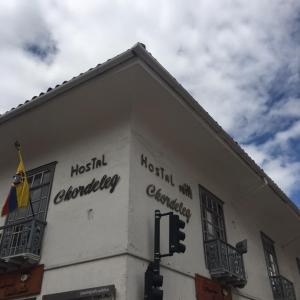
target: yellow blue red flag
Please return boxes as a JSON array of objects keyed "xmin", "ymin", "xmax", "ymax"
[{"xmin": 1, "ymin": 144, "xmax": 30, "ymax": 216}]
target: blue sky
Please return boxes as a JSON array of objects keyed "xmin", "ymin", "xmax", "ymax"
[{"xmin": 0, "ymin": 0, "xmax": 299, "ymax": 207}]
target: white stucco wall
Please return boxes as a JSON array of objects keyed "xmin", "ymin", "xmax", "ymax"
[
  {"xmin": 125, "ymin": 63, "xmax": 300, "ymax": 300},
  {"xmin": 0, "ymin": 59, "xmax": 299, "ymax": 300},
  {"xmin": 127, "ymin": 122, "xmax": 300, "ymax": 300},
  {"xmin": 39, "ymin": 255, "xmax": 128, "ymax": 300},
  {"xmin": 41, "ymin": 123, "xmax": 130, "ymax": 268},
  {"xmin": 0, "ymin": 61, "xmax": 136, "ymax": 300}
]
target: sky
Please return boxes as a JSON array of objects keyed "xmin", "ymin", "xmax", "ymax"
[{"xmin": 0, "ymin": 0, "xmax": 299, "ymax": 207}]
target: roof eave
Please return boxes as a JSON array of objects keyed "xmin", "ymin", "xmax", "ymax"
[
  {"xmin": 0, "ymin": 47, "xmax": 136, "ymax": 126},
  {"xmin": 132, "ymin": 43, "xmax": 300, "ymax": 219},
  {"xmin": 1, "ymin": 42, "xmax": 299, "ymax": 218}
]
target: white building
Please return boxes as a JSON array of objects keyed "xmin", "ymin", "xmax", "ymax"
[{"xmin": 0, "ymin": 43, "xmax": 299, "ymax": 300}]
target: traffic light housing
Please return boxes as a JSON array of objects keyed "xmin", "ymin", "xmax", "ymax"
[
  {"xmin": 169, "ymin": 213, "xmax": 186, "ymax": 254},
  {"xmin": 144, "ymin": 262, "xmax": 163, "ymax": 300}
]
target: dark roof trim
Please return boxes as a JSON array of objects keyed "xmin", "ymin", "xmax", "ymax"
[{"xmin": 1, "ymin": 42, "xmax": 299, "ymax": 218}]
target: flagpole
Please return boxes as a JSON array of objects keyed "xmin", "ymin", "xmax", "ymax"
[{"xmin": 14, "ymin": 141, "xmax": 35, "ymax": 218}]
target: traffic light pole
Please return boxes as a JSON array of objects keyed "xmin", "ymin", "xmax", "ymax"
[
  {"xmin": 144, "ymin": 210, "xmax": 186, "ymax": 300},
  {"xmin": 154, "ymin": 210, "xmax": 162, "ymax": 266},
  {"xmin": 153, "ymin": 210, "xmax": 162, "ymax": 285}
]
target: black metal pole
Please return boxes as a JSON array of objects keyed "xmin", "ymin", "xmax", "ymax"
[
  {"xmin": 14, "ymin": 141, "xmax": 35, "ymax": 218},
  {"xmin": 154, "ymin": 210, "xmax": 161, "ymax": 273}
]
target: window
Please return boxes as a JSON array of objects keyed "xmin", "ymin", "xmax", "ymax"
[
  {"xmin": 199, "ymin": 186, "xmax": 247, "ymax": 287},
  {"xmin": 261, "ymin": 233, "xmax": 280, "ymax": 277},
  {"xmin": 199, "ymin": 186, "xmax": 226, "ymax": 242},
  {"xmin": 0, "ymin": 162, "xmax": 56, "ymax": 258},
  {"xmin": 261, "ymin": 233, "xmax": 297, "ymax": 300}
]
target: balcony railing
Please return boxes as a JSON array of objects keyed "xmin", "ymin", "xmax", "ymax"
[
  {"xmin": 270, "ymin": 275, "xmax": 296, "ymax": 300},
  {"xmin": 0, "ymin": 218, "xmax": 46, "ymax": 273},
  {"xmin": 205, "ymin": 239, "xmax": 247, "ymax": 288}
]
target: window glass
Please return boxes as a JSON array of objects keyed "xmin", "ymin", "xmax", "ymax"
[
  {"xmin": 42, "ymin": 171, "xmax": 51, "ymax": 184},
  {"xmin": 200, "ymin": 187, "xmax": 226, "ymax": 242},
  {"xmin": 32, "ymin": 172, "xmax": 43, "ymax": 187},
  {"xmin": 261, "ymin": 233, "xmax": 280, "ymax": 277},
  {"xmin": 31, "ymin": 188, "xmax": 42, "ymax": 202}
]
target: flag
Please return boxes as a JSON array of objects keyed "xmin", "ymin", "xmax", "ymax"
[{"xmin": 1, "ymin": 144, "xmax": 30, "ymax": 216}]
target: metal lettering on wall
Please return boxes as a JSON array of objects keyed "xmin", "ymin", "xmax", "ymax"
[
  {"xmin": 0, "ymin": 265, "xmax": 44, "ymax": 300},
  {"xmin": 141, "ymin": 154, "xmax": 193, "ymax": 199},
  {"xmin": 146, "ymin": 184, "xmax": 192, "ymax": 223},
  {"xmin": 54, "ymin": 154, "xmax": 121, "ymax": 205},
  {"xmin": 141, "ymin": 154, "xmax": 175, "ymax": 186},
  {"xmin": 71, "ymin": 155, "xmax": 107, "ymax": 177}
]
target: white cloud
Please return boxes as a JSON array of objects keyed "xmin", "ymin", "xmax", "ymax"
[
  {"xmin": 242, "ymin": 120, "xmax": 300, "ymax": 198},
  {"xmin": 263, "ymin": 160, "xmax": 300, "ymax": 194},
  {"xmin": 271, "ymin": 98, "xmax": 300, "ymax": 118}
]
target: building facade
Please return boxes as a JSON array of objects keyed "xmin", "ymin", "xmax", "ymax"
[{"xmin": 0, "ymin": 43, "xmax": 299, "ymax": 300}]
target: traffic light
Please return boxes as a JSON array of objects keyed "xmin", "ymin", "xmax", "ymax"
[
  {"xmin": 169, "ymin": 213, "xmax": 186, "ymax": 254},
  {"xmin": 144, "ymin": 262, "xmax": 163, "ymax": 300}
]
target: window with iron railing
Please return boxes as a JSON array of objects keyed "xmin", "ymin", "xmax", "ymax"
[
  {"xmin": 261, "ymin": 232, "xmax": 297, "ymax": 300},
  {"xmin": 261, "ymin": 233, "xmax": 280, "ymax": 278},
  {"xmin": 0, "ymin": 162, "xmax": 56, "ymax": 261},
  {"xmin": 199, "ymin": 186, "xmax": 247, "ymax": 288}
]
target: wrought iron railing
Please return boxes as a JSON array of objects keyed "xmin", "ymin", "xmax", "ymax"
[
  {"xmin": 0, "ymin": 218, "xmax": 46, "ymax": 260},
  {"xmin": 205, "ymin": 239, "xmax": 247, "ymax": 287},
  {"xmin": 270, "ymin": 275, "xmax": 296, "ymax": 300}
]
